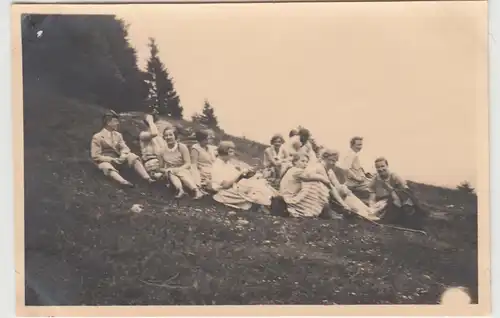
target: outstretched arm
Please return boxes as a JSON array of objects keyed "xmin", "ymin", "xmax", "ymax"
[
  {"xmin": 297, "ymin": 172, "xmax": 330, "ymax": 185},
  {"xmin": 139, "ymin": 115, "xmax": 159, "ymax": 142}
]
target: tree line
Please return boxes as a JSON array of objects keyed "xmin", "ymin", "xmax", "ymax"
[
  {"xmin": 21, "ymin": 14, "xmax": 475, "ymax": 192},
  {"xmin": 21, "ymin": 14, "xmax": 220, "ymax": 130}
]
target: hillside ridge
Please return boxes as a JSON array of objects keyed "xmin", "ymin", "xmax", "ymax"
[{"xmin": 23, "ymin": 77, "xmax": 478, "ymax": 305}]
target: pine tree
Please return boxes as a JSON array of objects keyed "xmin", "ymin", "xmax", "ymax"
[
  {"xmin": 199, "ymin": 100, "xmax": 220, "ymax": 130},
  {"xmin": 21, "ymin": 14, "xmax": 149, "ymax": 111},
  {"xmin": 457, "ymin": 181, "xmax": 475, "ymax": 194},
  {"xmin": 144, "ymin": 38, "xmax": 183, "ymax": 118}
]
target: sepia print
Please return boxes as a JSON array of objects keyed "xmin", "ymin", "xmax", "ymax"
[{"xmin": 13, "ymin": 1, "xmax": 490, "ymax": 316}]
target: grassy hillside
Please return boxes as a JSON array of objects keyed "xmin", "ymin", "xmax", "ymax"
[{"xmin": 24, "ymin": 77, "xmax": 478, "ymax": 305}]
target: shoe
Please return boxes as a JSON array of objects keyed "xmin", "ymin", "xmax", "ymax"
[
  {"xmin": 120, "ymin": 181, "xmax": 134, "ymax": 188},
  {"xmin": 174, "ymin": 190, "xmax": 185, "ymax": 199},
  {"xmin": 320, "ymin": 207, "xmax": 343, "ymax": 220},
  {"xmin": 193, "ymin": 190, "xmax": 204, "ymax": 200}
]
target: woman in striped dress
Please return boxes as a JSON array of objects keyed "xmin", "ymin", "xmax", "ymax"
[
  {"xmin": 191, "ymin": 129, "xmax": 218, "ymax": 190},
  {"xmin": 279, "ymin": 153, "xmax": 332, "ymax": 218},
  {"xmin": 160, "ymin": 126, "xmax": 203, "ymax": 199}
]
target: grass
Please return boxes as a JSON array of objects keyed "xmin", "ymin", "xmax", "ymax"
[{"xmin": 23, "ymin": 77, "xmax": 478, "ymax": 305}]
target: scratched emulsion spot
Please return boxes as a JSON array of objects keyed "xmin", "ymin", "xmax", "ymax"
[{"xmin": 440, "ymin": 287, "xmax": 472, "ymax": 305}]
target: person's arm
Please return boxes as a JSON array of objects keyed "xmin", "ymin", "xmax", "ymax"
[
  {"xmin": 368, "ymin": 179, "xmax": 377, "ymax": 207},
  {"xmin": 211, "ymin": 163, "xmax": 244, "ymax": 191},
  {"xmin": 341, "ymin": 153, "xmax": 365, "ymax": 182},
  {"xmin": 90, "ymin": 135, "xmax": 115, "ymax": 163},
  {"xmin": 393, "ymin": 173, "xmax": 409, "ymax": 189},
  {"xmin": 190, "ymin": 147, "xmax": 201, "ymax": 186},
  {"xmin": 139, "ymin": 131, "xmax": 155, "ymax": 142},
  {"xmin": 191, "ymin": 147, "xmax": 199, "ymax": 170},
  {"xmin": 368, "ymin": 193, "xmax": 377, "ymax": 207},
  {"xmin": 281, "ymin": 148, "xmax": 290, "ymax": 161},
  {"xmin": 174, "ymin": 143, "xmax": 192, "ymax": 171},
  {"xmin": 219, "ymin": 173, "xmax": 244, "ymax": 189},
  {"xmin": 327, "ymin": 169, "xmax": 343, "ymax": 189},
  {"xmin": 139, "ymin": 116, "xmax": 159, "ymax": 142},
  {"xmin": 116, "ymin": 133, "xmax": 131, "ymax": 156},
  {"xmin": 263, "ymin": 148, "xmax": 273, "ymax": 167},
  {"xmin": 298, "ymin": 171, "xmax": 331, "ymax": 186}
]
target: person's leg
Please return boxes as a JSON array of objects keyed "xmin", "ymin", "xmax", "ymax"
[
  {"xmin": 98, "ymin": 162, "xmax": 133, "ymax": 186},
  {"xmin": 168, "ymin": 173, "xmax": 185, "ymax": 198},
  {"xmin": 127, "ymin": 154, "xmax": 154, "ymax": 182},
  {"xmin": 177, "ymin": 170, "xmax": 203, "ymax": 199}
]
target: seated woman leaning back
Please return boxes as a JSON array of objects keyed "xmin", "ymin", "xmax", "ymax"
[{"xmin": 210, "ymin": 141, "xmax": 278, "ymax": 212}]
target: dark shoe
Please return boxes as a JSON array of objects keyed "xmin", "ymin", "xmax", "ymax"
[
  {"xmin": 320, "ymin": 206, "xmax": 343, "ymax": 220},
  {"xmin": 270, "ymin": 196, "xmax": 289, "ymax": 217}
]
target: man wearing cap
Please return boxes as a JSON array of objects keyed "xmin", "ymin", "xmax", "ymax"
[{"xmin": 90, "ymin": 110, "xmax": 154, "ymax": 187}]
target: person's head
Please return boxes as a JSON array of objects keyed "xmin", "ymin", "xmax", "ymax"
[
  {"xmin": 374, "ymin": 157, "xmax": 389, "ymax": 177},
  {"xmin": 195, "ymin": 130, "xmax": 210, "ymax": 147},
  {"xmin": 321, "ymin": 148, "xmax": 340, "ymax": 167},
  {"xmin": 205, "ymin": 129, "xmax": 216, "ymax": 145},
  {"xmin": 163, "ymin": 126, "xmax": 179, "ymax": 145},
  {"xmin": 350, "ymin": 136, "xmax": 364, "ymax": 152},
  {"xmin": 298, "ymin": 128, "xmax": 311, "ymax": 145},
  {"xmin": 291, "ymin": 138, "xmax": 302, "ymax": 152},
  {"xmin": 218, "ymin": 141, "xmax": 236, "ymax": 161},
  {"xmin": 102, "ymin": 111, "xmax": 120, "ymax": 131},
  {"xmin": 270, "ymin": 134, "xmax": 285, "ymax": 149},
  {"xmin": 292, "ymin": 153, "xmax": 309, "ymax": 169},
  {"xmin": 289, "ymin": 129, "xmax": 299, "ymax": 138}
]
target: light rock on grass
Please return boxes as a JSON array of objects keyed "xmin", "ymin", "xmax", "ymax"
[{"xmin": 130, "ymin": 204, "xmax": 144, "ymax": 214}]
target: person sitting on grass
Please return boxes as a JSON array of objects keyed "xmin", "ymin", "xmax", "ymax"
[
  {"xmin": 297, "ymin": 128, "xmax": 319, "ymax": 166},
  {"xmin": 90, "ymin": 110, "xmax": 154, "ymax": 187},
  {"xmin": 279, "ymin": 153, "xmax": 338, "ymax": 219},
  {"xmin": 340, "ymin": 136, "xmax": 373, "ymax": 202},
  {"xmin": 139, "ymin": 113, "xmax": 169, "ymax": 181},
  {"xmin": 368, "ymin": 157, "xmax": 427, "ymax": 227},
  {"xmin": 210, "ymin": 141, "xmax": 278, "ymax": 211},
  {"xmin": 317, "ymin": 149, "xmax": 381, "ymax": 221},
  {"xmin": 263, "ymin": 134, "xmax": 289, "ymax": 184},
  {"xmin": 191, "ymin": 129, "xmax": 218, "ymax": 191},
  {"xmin": 159, "ymin": 126, "xmax": 204, "ymax": 199},
  {"xmin": 280, "ymin": 128, "xmax": 317, "ymax": 175}
]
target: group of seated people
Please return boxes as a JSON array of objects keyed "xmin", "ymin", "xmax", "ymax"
[{"xmin": 90, "ymin": 111, "xmax": 426, "ymax": 225}]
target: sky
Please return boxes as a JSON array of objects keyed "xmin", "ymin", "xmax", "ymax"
[{"xmin": 116, "ymin": 1, "xmax": 487, "ymax": 188}]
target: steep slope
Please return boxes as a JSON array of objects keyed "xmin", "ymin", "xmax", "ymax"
[{"xmin": 23, "ymin": 77, "xmax": 478, "ymax": 305}]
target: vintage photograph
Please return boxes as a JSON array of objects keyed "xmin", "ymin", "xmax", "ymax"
[{"xmin": 15, "ymin": 0, "xmax": 489, "ymax": 314}]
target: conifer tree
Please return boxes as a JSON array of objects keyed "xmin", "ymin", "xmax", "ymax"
[
  {"xmin": 199, "ymin": 100, "xmax": 220, "ymax": 130},
  {"xmin": 144, "ymin": 38, "xmax": 183, "ymax": 118}
]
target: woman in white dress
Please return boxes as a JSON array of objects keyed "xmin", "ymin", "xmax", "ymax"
[
  {"xmin": 191, "ymin": 129, "xmax": 218, "ymax": 189},
  {"xmin": 263, "ymin": 134, "xmax": 289, "ymax": 184},
  {"xmin": 211, "ymin": 141, "xmax": 278, "ymax": 211},
  {"xmin": 159, "ymin": 126, "xmax": 203, "ymax": 199}
]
